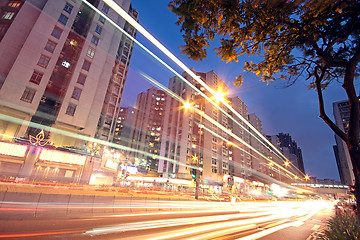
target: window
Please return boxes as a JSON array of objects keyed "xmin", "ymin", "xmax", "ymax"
[
  {"xmin": 29, "ymin": 70, "xmax": 43, "ymax": 85},
  {"xmin": 20, "ymin": 87, "xmax": 36, "ymax": 103},
  {"xmin": 37, "ymin": 55, "xmax": 50, "ymax": 68},
  {"xmin": 99, "ymin": 15, "xmax": 105, "ymax": 24},
  {"xmin": 0, "ymin": 23, "xmax": 8, "ymax": 37},
  {"xmin": 58, "ymin": 14, "xmax": 68, "ymax": 25},
  {"xmin": 82, "ymin": 60, "xmax": 91, "ymax": 71},
  {"xmin": 8, "ymin": 1, "xmax": 21, "ymax": 8},
  {"xmin": 66, "ymin": 103, "xmax": 77, "ymax": 116},
  {"xmin": 2, "ymin": 12, "xmax": 14, "ymax": 20},
  {"xmin": 91, "ymin": 35, "xmax": 99, "ymax": 46},
  {"xmin": 77, "ymin": 73, "xmax": 86, "ymax": 85},
  {"xmin": 63, "ymin": 2, "xmax": 73, "ymax": 14},
  {"xmin": 86, "ymin": 47, "xmax": 95, "ymax": 58},
  {"xmin": 44, "ymin": 40, "xmax": 57, "ymax": 53},
  {"xmin": 95, "ymin": 25, "xmax": 102, "ymax": 35},
  {"xmin": 71, "ymin": 87, "xmax": 82, "ymax": 100},
  {"xmin": 102, "ymin": 4, "xmax": 110, "ymax": 14},
  {"xmin": 51, "ymin": 26, "xmax": 62, "ymax": 39}
]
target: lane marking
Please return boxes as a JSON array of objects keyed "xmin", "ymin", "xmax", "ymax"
[{"xmin": 311, "ymin": 225, "xmax": 320, "ymax": 231}]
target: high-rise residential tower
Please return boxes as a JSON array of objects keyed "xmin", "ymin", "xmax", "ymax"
[
  {"xmin": 130, "ymin": 87, "xmax": 166, "ymax": 172},
  {"xmin": 0, "ymin": 0, "xmax": 137, "ymax": 146},
  {"xmin": 0, "ymin": 0, "xmax": 137, "ymax": 183},
  {"xmin": 333, "ymin": 100, "xmax": 354, "ymax": 185}
]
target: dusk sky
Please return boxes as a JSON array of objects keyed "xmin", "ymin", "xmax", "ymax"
[{"xmin": 121, "ymin": 1, "xmax": 355, "ymax": 181}]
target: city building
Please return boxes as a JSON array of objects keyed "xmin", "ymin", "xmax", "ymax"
[
  {"xmin": 228, "ymin": 96, "xmax": 251, "ymax": 179},
  {"xmin": 129, "ymin": 87, "xmax": 166, "ymax": 173},
  {"xmin": 276, "ymin": 133, "xmax": 305, "ymax": 174},
  {"xmin": 159, "ymin": 70, "xmax": 231, "ymax": 184},
  {"xmin": 333, "ymin": 100, "xmax": 354, "ymax": 185},
  {"xmin": 0, "ymin": 0, "xmax": 137, "ymax": 183}
]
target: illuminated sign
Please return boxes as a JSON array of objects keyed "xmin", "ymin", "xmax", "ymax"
[
  {"xmin": 39, "ymin": 149, "xmax": 86, "ymax": 165},
  {"xmin": 120, "ymin": 164, "xmax": 138, "ymax": 174},
  {"xmin": 29, "ymin": 129, "xmax": 49, "ymax": 146},
  {"xmin": 105, "ymin": 159, "xmax": 118, "ymax": 170},
  {"xmin": 0, "ymin": 142, "xmax": 28, "ymax": 157}
]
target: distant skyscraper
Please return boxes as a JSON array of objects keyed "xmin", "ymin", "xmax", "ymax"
[
  {"xmin": 333, "ymin": 100, "xmax": 354, "ymax": 185},
  {"xmin": 113, "ymin": 106, "xmax": 136, "ymax": 146},
  {"xmin": 276, "ymin": 133, "xmax": 305, "ymax": 174},
  {"xmin": 130, "ymin": 87, "xmax": 166, "ymax": 172}
]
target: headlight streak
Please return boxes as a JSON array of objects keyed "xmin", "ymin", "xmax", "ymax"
[
  {"xmin": 84, "ymin": 201, "xmax": 326, "ymax": 237},
  {"xmin": 100, "ymin": 0, "xmax": 306, "ymax": 178}
]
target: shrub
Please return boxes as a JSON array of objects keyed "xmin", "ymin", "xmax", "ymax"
[{"xmin": 322, "ymin": 215, "xmax": 360, "ymax": 240}]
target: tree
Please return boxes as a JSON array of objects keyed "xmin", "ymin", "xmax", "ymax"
[{"xmin": 169, "ymin": 0, "xmax": 360, "ymax": 215}]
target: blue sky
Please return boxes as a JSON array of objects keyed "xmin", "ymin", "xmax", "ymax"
[{"xmin": 121, "ymin": 0, "xmax": 354, "ymax": 181}]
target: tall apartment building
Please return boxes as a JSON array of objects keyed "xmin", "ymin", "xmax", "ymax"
[
  {"xmin": 247, "ymin": 113, "xmax": 271, "ymax": 179},
  {"xmin": 130, "ymin": 87, "xmax": 166, "ymax": 172},
  {"xmin": 228, "ymin": 96, "xmax": 252, "ymax": 179},
  {"xmin": 0, "ymin": 0, "xmax": 137, "ymax": 145},
  {"xmin": 159, "ymin": 70, "xmax": 232, "ymax": 182},
  {"xmin": 0, "ymin": 0, "xmax": 137, "ymax": 183},
  {"xmin": 113, "ymin": 106, "xmax": 136, "ymax": 146},
  {"xmin": 333, "ymin": 100, "xmax": 354, "ymax": 185}
]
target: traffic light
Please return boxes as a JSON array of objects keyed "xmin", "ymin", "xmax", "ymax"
[
  {"xmin": 191, "ymin": 168, "xmax": 197, "ymax": 179},
  {"xmin": 268, "ymin": 189, "xmax": 272, "ymax": 195}
]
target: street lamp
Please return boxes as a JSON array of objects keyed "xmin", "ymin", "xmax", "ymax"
[
  {"xmin": 305, "ymin": 175, "xmax": 310, "ymax": 181},
  {"xmin": 284, "ymin": 161, "xmax": 290, "ymax": 167}
]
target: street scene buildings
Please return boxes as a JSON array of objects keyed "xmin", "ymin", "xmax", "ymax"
[{"xmin": 0, "ymin": 0, "xmax": 344, "ymax": 198}]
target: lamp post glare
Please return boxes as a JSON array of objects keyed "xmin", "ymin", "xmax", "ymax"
[{"xmin": 183, "ymin": 101, "xmax": 191, "ymax": 110}]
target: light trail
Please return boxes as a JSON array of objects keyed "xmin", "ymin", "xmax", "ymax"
[
  {"xmin": 101, "ymin": 0, "xmax": 303, "ymax": 177},
  {"xmin": 83, "ymin": 200, "xmax": 328, "ymax": 239}
]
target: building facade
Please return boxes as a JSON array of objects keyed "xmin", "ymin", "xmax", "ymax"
[
  {"xmin": 129, "ymin": 87, "xmax": 166, "ymax": 172},
  {"xmin": 0, "ymin": 0, "xmax": 137, "ymax": 183},
  {"xmin": 333, "ymin": 100, "xmax": 354, "ymax": 185}
]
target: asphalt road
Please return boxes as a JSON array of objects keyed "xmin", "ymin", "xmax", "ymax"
[{"xmin": 0, "ymin": 200, "xmax": 334, "ymax": 240}]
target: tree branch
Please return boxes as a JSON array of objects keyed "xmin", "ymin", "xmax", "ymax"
[{"xmin": 315, "ymin": 66, "xmax": 347, "ymax": 141}]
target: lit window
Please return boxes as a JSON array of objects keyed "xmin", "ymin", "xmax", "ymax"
[
  {"xmin": 51, "ymin": 26, "xmax": 63, "ymax": 39},
  {"xmin": 91, "ymin": 35, "xmax": 99, "ymax": 46},
  {"xmin": 29, "ymin": 70, "xmax": 43, "ymax": 85},
  {"xmin": 58, "ymin": 14, "xmax": 68, "ymax": 25},
  {"xmin": 66, "ymin": 103, "xmax": 77, "ymax": 116},
  {"xmin": 95, "ymin": 25, "xmax": 102, "ymax": 35},
  {"xmin": 82, "ymin": 60, "xmax": 91, "ymax": 71},
  {"xmin": 2, "ymin": 12, "xmax": 14, "ymax": 20},
  {"xmin": 20, "ymin": 87, "xmax": 36, "ymax": 103},
  {"xmin": 99, "ymin": 15, "xmax": 105, "ymax": 24},
  {"xmin": 102, "ymin": 4, "xmax": 110, "ymax": 14},
  {"xmin": 37, "ymin": 55, "xmax": 50, "ymax": 68},
  {"xmin": 8, "ymin": 1, "xmax": 21, "ymax": 8},
  {"xmin": 71, "ymin": 87, "xmax": 82, "ymax": 100},
  {"xmin": 63, "ymin": 2, "xmax": 73, "ymax": 14},
  {"xmin": 77, "ymin": 73, "xmax": 86, "ymax": 85},
  {"xmin": 61, "ymin": 61, "xmax": 70, "ymax": 68},
  {"xmin": 86, "ymin": 47, "xmax": 95, "ymax": 58},
  {"xmin": 44, "ymin": 40, "xmax": 57, "ymax": 53}
]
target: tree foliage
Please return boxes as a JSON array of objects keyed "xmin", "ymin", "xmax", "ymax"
[{"xmin": 169, "ymin": 0, "xmax": 360, "ymax": 86}]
